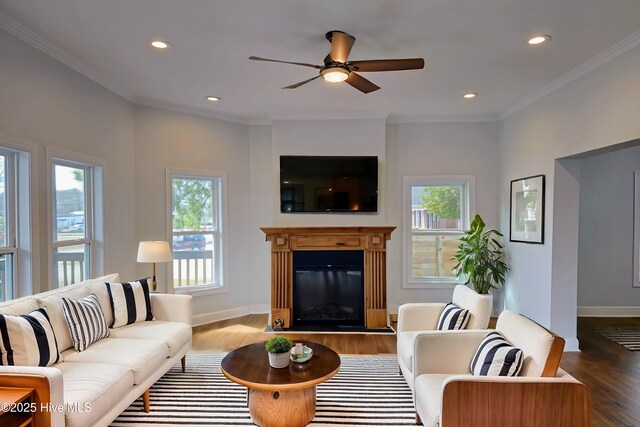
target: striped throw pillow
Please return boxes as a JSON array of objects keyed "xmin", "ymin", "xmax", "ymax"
[
  {"xmin": 61, "ymin": 294, "xmax": 110, "ymax": 352},
  {"xmin": 106, "ymin": 279, "xmax": 153, "ymax": 328},
  {"xmin": 471, "ymin": 331, "xmax": 524, "ymax": 376},
  {"xmin": 0, "ymin": 307, "xmax": 61, "ymax": 366},
  {"xmin": 437, "ymin": 302, "xmax": 470, "ymax": 330}
]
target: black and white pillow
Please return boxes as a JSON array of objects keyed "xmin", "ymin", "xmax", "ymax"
[
  {"xmin": 0, "ymin": 307, "xmax": 61, "ymax": 366},
  {"xmin": 471, "ymin": 331, "xmax": 524, "ymax": 376},
  {"xmin": 437, "ymin": 302, "xmax": 470, "ymax": 330},
  {"xmin": 106, "ymin": 279, "xmax": 153, "ymax": 328},
  {"xmin": 61, "ymin": 294, "xmax": 110, "ymax": 352}
]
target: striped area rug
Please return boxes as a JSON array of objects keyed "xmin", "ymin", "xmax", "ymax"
[
  {"xmin": 597, "ymin": 328, "xmax": 640, "ymax": 351},
  {"xmin": 111, "ymin": 353, "xmax": 415, "ymax": 426}
]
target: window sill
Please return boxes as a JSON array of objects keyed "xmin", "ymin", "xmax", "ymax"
[
  {"xmin": 173, "ymin": 284, "xmax": 228, "ymax": 297},
  {"xmin": 403, "ymin": 279, "xmax": 462, "ymax": 289}
]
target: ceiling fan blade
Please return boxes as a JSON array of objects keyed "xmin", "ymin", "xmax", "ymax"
[
  {"xmin": 345, "ymin": 72, "xmax": 380, "ymax": 94},
  {"xmin": 249, "ymin": 56, "xmax": 322, "ymax": 69},
  {"xmin": 348, "ymin": 58, "xmax": 425, "ymax": 72},
  {"xmin": 282, "ymin": 75, "xmax": 321, "ymax": 89},
  {"xmin": 327, "ymin": 31, "xmax": 355, "ymax": 63}
]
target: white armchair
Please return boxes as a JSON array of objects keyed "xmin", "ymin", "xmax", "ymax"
[
  {"xmin": 397, "ymin": 285, "xmax": 492, "ymax": 390},
  {"xmin": 412, "ymin": 310, "xmax": 591, "ymax": 426}
]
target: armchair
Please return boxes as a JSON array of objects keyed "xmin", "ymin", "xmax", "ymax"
[
  {"xmin": 412, "ymin": 310, "xmax": 591, "ymax": 426},
  {"xmin": 397, "ymin": 285, "xmax": 492, "ymax": 390}
]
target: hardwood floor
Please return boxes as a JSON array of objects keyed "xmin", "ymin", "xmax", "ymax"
[
  {"xmin": 192, "ymin": 314, "xmax": 397, "ymax": 354},
  {"xmin": 192, "ymin": 314, "xmax": 640, "ymax": 426}
]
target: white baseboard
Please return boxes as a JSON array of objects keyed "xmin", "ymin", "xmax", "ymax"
[
  {"xmin": 564, "ymin": 337, "xmax": 580, "ymax": 352},
  {"xmin": 192, "ymin": 304, "xmax": 270, "ymax": 326},
  {"xmin": 578, "ymin": 306, "xmax": 640, "ymax": 317}
]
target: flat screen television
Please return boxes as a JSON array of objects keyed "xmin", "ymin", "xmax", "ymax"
[{"xmin": 280, "ymin": 155, "xmax": 378, "ymax": 213}]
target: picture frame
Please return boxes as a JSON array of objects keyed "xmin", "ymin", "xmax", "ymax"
[
  {"xmin": 633, "ymin": 171, "xmax": 640, "ymax": 288},
  {"xmin": 510, "ymin": 174, "xmax": 545, "ymax": 244}
]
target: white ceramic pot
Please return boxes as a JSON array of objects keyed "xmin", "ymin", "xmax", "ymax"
[
  {"xmin": 268, "ymin": 351, "xmax": 290, "ymax": 369},
  {"xmin": 479, "ymin": 292, "xmax": 494, "ymax": 317}
]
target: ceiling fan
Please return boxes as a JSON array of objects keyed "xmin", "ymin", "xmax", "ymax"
[{"xmin": 249, "ymin": 30, "xmax": 425, "ymax": 94}]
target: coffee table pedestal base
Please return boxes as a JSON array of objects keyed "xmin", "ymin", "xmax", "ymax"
[{"xmin": 248, "ymin": 385, "xmax": 316, "ymax": 427}]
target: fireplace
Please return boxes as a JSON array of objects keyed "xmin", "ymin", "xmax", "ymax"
[
  {"xmin": 293, "ymin": 250, "xmax": 364, "ymax": 329},
  {"xmin": 261, "ymin": 226, "xmax": 395, "ymax": 330}
]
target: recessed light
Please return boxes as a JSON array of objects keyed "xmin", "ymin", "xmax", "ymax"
[
  {"xmin": 206, "ymin": 96, "xmax": 221, "ymax": 102},
  {"xmin": 528, "ymin": 35, "xmax": 551, "ymax": 45},
  {"xmin": 150, "ymin": 40, "xmax": 172, "ymax": 49},
  {"xmin": 463, "ymin": 93, "xmax": 478, "ymax": 99}
]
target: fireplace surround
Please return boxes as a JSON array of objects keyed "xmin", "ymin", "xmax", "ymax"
[{"xmin": 261, "ymin": 226, "xmax": 395, "ymax": 330}]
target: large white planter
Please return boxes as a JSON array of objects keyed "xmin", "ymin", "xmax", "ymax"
[
  {"xmin": 479, "ymin": 292, "xmax": 494, "ymax": 317},
  {"xmin": 268, "ymin": 352, "xmax": 290, "ymax": 369}
]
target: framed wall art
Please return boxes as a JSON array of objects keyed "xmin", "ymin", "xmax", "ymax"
[
  {"xmin": 510, "ymin": 174, "xmax": 545, "ymax": 244},
  {"xmin": 634, "ymin": 171, "xmax": 640, "ymax": 288}
]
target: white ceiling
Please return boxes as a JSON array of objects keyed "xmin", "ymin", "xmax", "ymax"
[{"xmin": 1, "ymin": 0, "xmax": 639, "ymax": 123}]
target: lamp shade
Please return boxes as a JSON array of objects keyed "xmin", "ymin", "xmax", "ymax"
[{"xmin": 137, "ymin": 241, "xmax": 172, "ymax": 263}]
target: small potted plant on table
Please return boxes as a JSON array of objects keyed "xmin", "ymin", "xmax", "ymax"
[{"xmin": 265, "ymin": 336, "xmax": 293, "ymax": 369}]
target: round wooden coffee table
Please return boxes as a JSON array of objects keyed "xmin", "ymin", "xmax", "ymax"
[{"xmin": 221, "ymin": 341, "xmax": 340, "ymax": 427}]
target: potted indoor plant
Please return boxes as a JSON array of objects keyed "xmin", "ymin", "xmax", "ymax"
[
  {"xmin": 452, "ymin": 214, "xmax": 509, "ymax": 296},
  {"xmin": 265, "ymin": 336, "xmax": 293, "ymax": 369}
]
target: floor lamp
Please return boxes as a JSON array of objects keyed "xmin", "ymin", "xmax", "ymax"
[{"xmin": 137, "ymin": 241, "xmax": 172, "ymax": 292}]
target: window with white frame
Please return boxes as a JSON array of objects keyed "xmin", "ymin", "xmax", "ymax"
[
  {"xmin": 169, "ymin": 172, "xmax": 224, "ymax": 291},
  {"xmin": 0, "ymin": 150, "xmax": 16, "ymax": 301},
  {"xmin": 403, "ymin": 176, "xmax": 475, "ymax": 286},
  {"xmin": 52, "ymin": 159, "xmax": 103, "ymax": 287}
]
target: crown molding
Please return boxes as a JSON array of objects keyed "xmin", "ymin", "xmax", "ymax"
[
  {"xmin": 498, "ymin": 30, "xmax": 640, "ymax": 120},
  {"xmin": 387, "ymin": 114, "xmax": 499, "ymax": 124},
  {"xmin": 135, "ymin": 97, "xmax": 255, "ymax": 125},
  {"xmin": 0, "ymin": 12, "xmax": 133, "ymax": 102}
]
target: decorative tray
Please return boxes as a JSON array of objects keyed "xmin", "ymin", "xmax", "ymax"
[{"xmin": 290, "ymin": 345, "xmax": 313, "ymax": 363}]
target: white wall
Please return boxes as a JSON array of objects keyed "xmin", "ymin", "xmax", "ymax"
[
  {"xmin": 385, "ymin": 122, "xmax": 500, "ymax": 310},
  {"xmin": 0, "ymin": 29, "xmax": 137, "ymax": 293},
  {"xmin": 577, "ymin": 145, "xmax": 640, "ymax": 310},
  {"xmin": 133, "ymin": 105, "xmax": 252, "ymax": 320},
  {"xmin": 499, "ymin": 44, "xmax": 640, "ymax": 350}
]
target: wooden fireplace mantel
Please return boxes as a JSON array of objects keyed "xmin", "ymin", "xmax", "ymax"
[{"xmin": 261, "ymin": 226, "xmax": 396, "ymax": 329}]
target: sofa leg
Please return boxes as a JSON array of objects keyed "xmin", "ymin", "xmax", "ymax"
[
  {"xmin": 415, "ymin": 411, "xmax": 422, "ymax": 425},
  {"xmin": 143, "ymin": 389, "xmax": 150, "ymax": 413},
  {"xmin": 181, "ymin": 355, "xmax": 186, "ymax": 373}
]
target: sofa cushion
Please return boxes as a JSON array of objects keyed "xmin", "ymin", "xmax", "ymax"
[
  {"xmin": 56, "ymin": 362, "xmax": 133, "ymax": 427},
  {"xmin": 0, "ymin": 297, "xmax": 39, "ymax": 316},
  {"xmin": 61, "ymin": 337, "xmax": 168, "ymax": 384},
  {"xmin": 37, "ymin": 273, "xmax": 118, "ymax": 352},
  {"xmin": 437, "ymin": 303, "xmax": 470, "ymax": 330},
  {"xmin": 0, "ymin": 307, "xmax": 61, "ymax": 367},
  {"xmin": 471, "ymin": 331, "xmax": 523, "ymax": 376},
  {"xmin": 106, "ymin": 280, "xmax": 153, "ymax": 328},
  {"xmin": 108, "ymin": 320, "xmax": 191, "ymax": 357},
  {"xmin": 397, "ymin": 331, "xmax": 417, "ymax": 373},
  {"xmin": 414, "ymin": 374, "xmax": 449, "ymax": 427},
  {"xmin": 61, "ymin": 294, "xmax": 110, "ymax": 352},
  {"xmin": 83, "ymin": 273, "xmax": 120, "ymax": 326}
]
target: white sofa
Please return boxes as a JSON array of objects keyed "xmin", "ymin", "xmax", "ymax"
[
  {"xmin": 397, "ymin": 285, "xmax": 492, "ymax": 390},
  {"xmin": 0, "ymin": 274, "xmax": 192, "ymax": 427},
  {"xmin": 412, "ymin": 310, "xmax": 591, "ymax": 426}
]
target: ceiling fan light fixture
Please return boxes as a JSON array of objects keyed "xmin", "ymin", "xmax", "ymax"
[{"xmin": 321, "ymin": 67, "xmax": 350, "ymax": 83}]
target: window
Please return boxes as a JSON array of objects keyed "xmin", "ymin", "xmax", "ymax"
[
  {"xmin": 403, "ymin": 176, "xmax": 475, "ymax": 287},
  {"xmin": 51, "ymin": 158, "xmax": 103, "ymax": 288},
  {"xmin": 0, "ymin": 150, "xmax": 16, "ymax": 301},
  {"xmin": 168, "ymin": 170, "xmax": 225, "ymax": 293}
]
